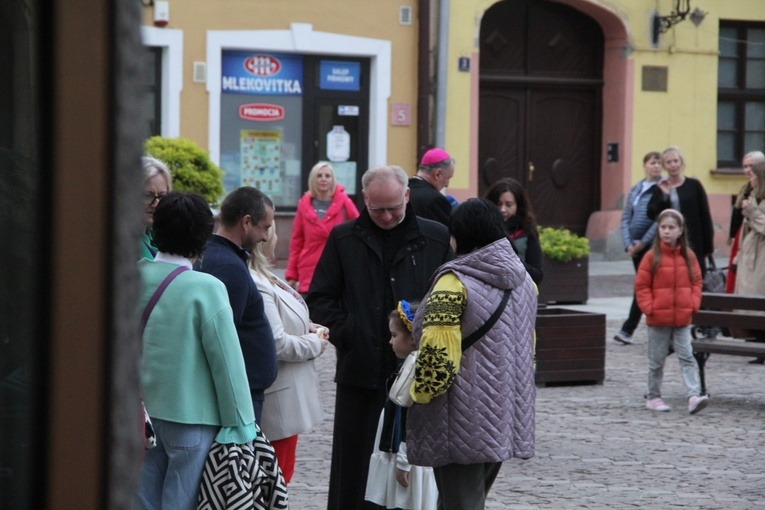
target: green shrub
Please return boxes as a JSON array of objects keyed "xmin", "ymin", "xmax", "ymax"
[
  {"xmin": 539, "ymin": 226, "xmax": 590, "ymax": 262},
  {"xmin": 144, "ymin": 136, "xmax": 225, "ymax": 207}
]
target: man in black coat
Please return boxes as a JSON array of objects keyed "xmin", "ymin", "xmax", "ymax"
[
  {"xmin": 408, "ymin": 147, "xmax": 456, "ymax": 226},
  {"xmin": 307, "ymin": 165, "xmax": 452, "ymax": 510}
]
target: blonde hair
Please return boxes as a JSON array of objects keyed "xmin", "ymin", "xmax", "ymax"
[
  {"xmin": 308, "ymin": 162, "xmax": 336, "ymax": 197},
  {"xmin": 249, "ymin": 219, "xmax": 277, "ymax": 278},
  {"xmin": 749, "ymin": 160, "xmax": 765, "ymax": 201},
  {"xmin": 661, "ymin": 146, "xmax": 685, "ymax": 170}
]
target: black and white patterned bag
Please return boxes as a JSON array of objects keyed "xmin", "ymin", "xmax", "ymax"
[{"xmin": 197, "ymin": 427, "xmax": 288, "ymax": 510}]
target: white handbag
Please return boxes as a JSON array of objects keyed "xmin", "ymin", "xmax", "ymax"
[{"xmin": 388, "ymin": 351, "xmax": 417, "ymax": 407}]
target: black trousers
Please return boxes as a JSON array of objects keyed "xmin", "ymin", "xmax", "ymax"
[
  {"xmin": 621, "ymin": 247, "xmax": 650, "ymax": 335},
  {"xmin": 327, "ymin": 383, "xmax": 388, "ymax": 510},
  {"xmin": 433, "ymin": 461, "xmax": 503, "ymax": 510}
]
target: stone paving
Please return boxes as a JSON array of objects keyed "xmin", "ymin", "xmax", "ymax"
[{"xmin": 284, "ymin": 264, "xmax": 765, "ymax": 509}]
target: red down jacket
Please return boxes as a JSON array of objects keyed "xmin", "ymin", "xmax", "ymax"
[
  {"xmin": 635, "ymin": 241, "xmax": 702, "ymax": 328},
  {"xmin": 285, "ymin": 185, "xmax": 359, "ymax": 293}
]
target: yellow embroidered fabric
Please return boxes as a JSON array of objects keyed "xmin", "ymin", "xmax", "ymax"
[{"xmin": 411, "ymin": 272, "xmax": 466, "ymax": 404}]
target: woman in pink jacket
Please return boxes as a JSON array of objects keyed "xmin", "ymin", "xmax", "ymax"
[{"xmin": 286, "ymin": 162, "xmax": 359, "ymax": 293}]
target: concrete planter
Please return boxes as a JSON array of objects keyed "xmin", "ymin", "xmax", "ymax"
[
  {"xmin": 537, "ymin": 256, "xmax": 588, "ymax": 304},
  {"xmin": 535, "ymin": 307, "xmax": 606, "ymax": 386}
]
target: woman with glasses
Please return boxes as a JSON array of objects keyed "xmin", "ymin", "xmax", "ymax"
[
  {"xmin": 140, "ymin": 156, "xmax": 172, "ymax": 260},
  {"xmin": 286, "ymin": 161, "xmax": 359, "ymax": 294}
]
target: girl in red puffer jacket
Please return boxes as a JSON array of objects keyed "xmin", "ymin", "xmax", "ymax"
[{"xmin": 635, "ymin": 209, "xmax": 708, "ymax": 415}]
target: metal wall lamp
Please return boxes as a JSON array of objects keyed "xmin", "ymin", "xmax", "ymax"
[{"xmin": 651, "ymin": 0, "xmax": 706, "ymax": 46}]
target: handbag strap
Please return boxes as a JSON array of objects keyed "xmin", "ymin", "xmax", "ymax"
[
  {"xmin": 461, "ymin": 288, "xmax": 512, "ymax": 351},
  {"xmin": 140, "ymin": 266, "xmax": 189, "ymax": 335}
]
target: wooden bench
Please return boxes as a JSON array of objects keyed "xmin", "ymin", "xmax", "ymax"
[{"xmin": 691, "ymin": 293, "xmax": 765, "ymax": 395}]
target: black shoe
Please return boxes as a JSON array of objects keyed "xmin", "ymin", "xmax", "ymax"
[{"xmin": 748, "ymin": 357, "xmax": 765, "ymax": 365}]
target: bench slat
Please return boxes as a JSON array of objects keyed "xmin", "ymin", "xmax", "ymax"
[
  {"xmin": 692, "ymin": 338, "xmax": 765, "ymax": 356},
  {"xmin": 699, "ymin": 292, "xmax": 765, "ymax": 311},
  {"xmin": 692, "ymin": 310, "xmax": 765, "ymax": 329}
]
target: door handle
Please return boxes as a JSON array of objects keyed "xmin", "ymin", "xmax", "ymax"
[{"xmin": 528, "ymin": 161, "xmax": 535, "ymax": 182}]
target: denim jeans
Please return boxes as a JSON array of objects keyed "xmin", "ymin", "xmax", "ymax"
[
  {"xmin": 136, "ymin": 419, "xmax": 218, "ymax": 510},
  {"xmin": 647, "ymin": 325, "xmax": 701, "ymax": 399}
]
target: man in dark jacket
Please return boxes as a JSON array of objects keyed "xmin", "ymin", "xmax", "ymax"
[
  {"xmin": 407, "ymin": 147, "xmax": 456, "ymax": 226},
  {"xmin": 307, "ymin": 166, "xmax": 452, "ymax": 510},
  {"xmin": 195, "ymin": 186, "xmax": 277, "ymax": 424}
]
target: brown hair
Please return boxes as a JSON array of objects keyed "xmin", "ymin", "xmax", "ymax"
[{"xmin": 650, "ymin": 209, "xmax": 697, "ymax": 282}]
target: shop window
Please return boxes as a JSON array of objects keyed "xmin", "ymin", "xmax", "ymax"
[
  {"xmin": 717, "ymin": 22, "xmax": 765, "ymax": 169},
  {"xmin": 1, "ymin": 0, "xmax": 45, "ymax": 507}
]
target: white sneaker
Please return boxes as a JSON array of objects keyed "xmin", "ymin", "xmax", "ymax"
[
  {"xmin": 646, "ymin": 398, "xmax": 671, "ymax": 412},
  {"xmin": 614, "ymin": 331, "xmax": 634, "ymax": 345},
  {"xmin": 688, "ymin": 395, "xmax": 709, "ymax": 415}
]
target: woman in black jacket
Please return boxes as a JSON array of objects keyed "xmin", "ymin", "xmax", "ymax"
[
  {"xmin": 484, "ymin": 177, "xmax": 543, "ymax": 285},
  {"xmin": 647, "ymin": 146, "xmax": 714, "ymax": 278}
]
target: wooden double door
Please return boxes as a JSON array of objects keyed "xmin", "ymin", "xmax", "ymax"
[{"xmin": 478, "ymin": 0, "xmax": 604, "ymax": 234}]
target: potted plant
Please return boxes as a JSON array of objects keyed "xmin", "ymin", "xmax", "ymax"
[
  {"xmin": 537, "ymin": 226, "xmax": 590, "ymax": 304},
  {"xmin": 144, "ymin": 136, "xmax": 226, "ymax": 206},
  {"xmin": 534, "ymin": 227, "xmax": 604, "ymax": 387}
]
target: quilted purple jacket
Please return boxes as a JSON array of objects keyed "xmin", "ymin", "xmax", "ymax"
[{"xmin": 406, "ymin": 237, "xmax": 537, "ymax": 467}]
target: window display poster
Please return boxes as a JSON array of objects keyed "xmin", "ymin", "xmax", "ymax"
[
  {"xmin": 220, "ymin": 93, "xmax": 301, "ymax": 206},
  {"xmin": 241, "ymin": 129, "xmax": 282, "ymax": 194},
  {"xmin": 327, "ymin": 125, "xmax": 351, "ymax": 162},
  {"xmin": 333, "ymin": 161, "xmax": 357, "ymax": 195}
]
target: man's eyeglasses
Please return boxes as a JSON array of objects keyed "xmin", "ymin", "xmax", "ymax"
[
  {"xmin": 367, "ymin": 203, "xmax": 405, "ymax": 215},
  {"xmin": 143, "ymin": 192, "xmax": 166, "ymax": 205}
]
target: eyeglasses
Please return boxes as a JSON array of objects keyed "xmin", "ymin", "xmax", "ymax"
[
  {"xmin": 367, "ymin": 203, "xmax": 405, "ymax": 215},
  {"xmin": 143, "ymin": 192, "xmax": 166, "ymax": 205}
]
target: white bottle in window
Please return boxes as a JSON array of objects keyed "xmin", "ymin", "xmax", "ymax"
[{"xmin": 327, "ymin": 125, "xmax": 351, "ymax": 162}]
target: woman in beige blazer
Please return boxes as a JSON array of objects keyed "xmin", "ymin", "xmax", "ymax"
[{"xmin": 249, "ymin": 220, "xmax": 328, "ymax": 484}]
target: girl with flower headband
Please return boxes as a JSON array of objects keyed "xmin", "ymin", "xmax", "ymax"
[
  {"xmin": 365, "ymin": 300, "xmax": 437, "ymax": 510},
  {"xmin": 635, "ymin": 208, "xmax": 708, "ymax": 415}
]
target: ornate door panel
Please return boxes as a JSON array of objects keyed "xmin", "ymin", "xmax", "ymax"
[
  {"xmin": 479, "ymin": 0, "xmax": 603, "ymax": 235},
  {"xmin": 527, "ymin": 89, "xmax": 597, "ymax": 234},
  {"xmin": 479, "ymin": 88, "xmax": 525, "ymax": 190}
]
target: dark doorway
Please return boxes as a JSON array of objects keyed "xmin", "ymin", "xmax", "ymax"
[
  {"xmin": 479, "ymin": 0, "xmax": 604, "ymax": 234},
  {"xmin": 302, "ymin": 57, "xmax": 370, "ymax": 210}
]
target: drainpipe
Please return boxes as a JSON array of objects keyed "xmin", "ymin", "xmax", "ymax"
[
  {"xmin": 417, "ymin": 0, "xmax": 431, "ymax": 160},
  {"xmin": 435, "ymin": 0, "xmax": 449, "ymax": 149}
]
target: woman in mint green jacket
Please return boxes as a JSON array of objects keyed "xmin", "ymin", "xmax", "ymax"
[{"xmin": 136, "ymin": 192, "xmax": 256, "ymax": 510}]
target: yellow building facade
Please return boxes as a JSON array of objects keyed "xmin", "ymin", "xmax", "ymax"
[{"xmin": 141, "ymin": 0, "xmax": 765, "ymax": 259}]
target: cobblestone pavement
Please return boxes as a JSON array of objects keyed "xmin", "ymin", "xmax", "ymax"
[{"xmin": 285, "ymin": 265, "xmax": 765, "ymax": 509}]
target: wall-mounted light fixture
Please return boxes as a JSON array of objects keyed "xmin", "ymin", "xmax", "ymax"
[{"xmin": 651, "ymin": 0, "xmax": 706, "ymax": 46}]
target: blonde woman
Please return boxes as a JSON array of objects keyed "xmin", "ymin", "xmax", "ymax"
[
  {"xmin": 647, "ymin": 146, "xmax": 714, "ymax": 278},
  {"xmin": 286, "ymin": 162, "xmax": 359, "ymax": 293},
  {"xmin": 140, "ymin": 156, "xmax": 172, "ymax": 260},
  {"xmin": 250, "ymin": 221, "xmax": 329, "ymax": 483},
  {"xmin": 733, "ymin": 159, "xmax": 765, "ymax": 363}
]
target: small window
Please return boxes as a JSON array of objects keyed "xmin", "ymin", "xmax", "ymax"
[
  {"xmin": 143, "ymin": 46, "xmax": 163, "ymax": 138},
  {"xmin": 717, "ymin": 22, "xmax": 765, "ymax": 169}
]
